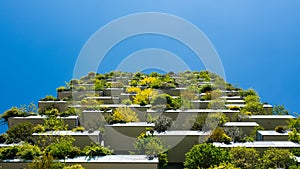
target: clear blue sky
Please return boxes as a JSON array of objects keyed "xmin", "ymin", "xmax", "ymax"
[{"xmin": 0, "ymin": 1, "xmax": 300, "ymax": 133}]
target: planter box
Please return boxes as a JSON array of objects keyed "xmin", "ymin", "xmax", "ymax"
[
  {"xmin": 147, "ymin": 109, "xmax": 239, "ymax": 130},
  {"xmin": 247, "ymin": 115, "xmax": 295, "ymax": 130},
  {"xmin": 38, "ymin": 101, "xmax": 69, "ymax": 113},
  {"xmin": 257, "ymin": 130, "xmax": 289, "ymax": 141},
  {"xmin": 103, "ymin": 88, "xmax": 124, "ymax": 96},
  {"xmin": 223, "ymin": 122, "xmax": 260, "ymax": 135},
  {"xmin": 81, "ymin": 110, "xmax": 112, "ymax": 127},
  {"xmin": 32, "ymin": 131, "xmax": 101, "ymax": 148},
  {"xmin": 213, "ymin": 141, "xmax": 300, "ymax": 154},
  {"xmin": 151, "ymin": 130, "xmax": 210, "ymax": 163},
  {"xmin": 160, "ymin": 88, "xmax": 186, "ymax": 96},
  {"xmin": 120, "ymin": 93, "xmax": 136, "ymax": 101},
  {"xmin": 8, "ymin": 116, "xmax": 79, "ymax": 130},
  {"xmin": 104, "ymin": 122, "xmax": 154, "ymax": 154},
  {"xmin": 57, "ymin": 91, "xmax": 104, "ymax": 100},
  {"xmin": 86, "ymin": 96, "xmax": 120, "ymax": 104},
  {"xmin": 0, "ymin": 155, "xmax": 158, "ymax": 169}
]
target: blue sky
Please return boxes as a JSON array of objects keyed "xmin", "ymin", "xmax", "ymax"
[{"xmin": 0, "ymin": 1, "xmax": 300, "ymax": 133}]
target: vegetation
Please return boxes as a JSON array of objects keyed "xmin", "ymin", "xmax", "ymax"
[
  {"xmin": 154, "ymin": 115, "xmax": 173, "ymax": 133},
  {"xmin": 6, "ymin": 122, "xmax": 34, "ymax": 143},
  {"xmin": 184, "ymin": 143, "xmax": 230, "ymax": 169},
  {"xmin": 229, "ymin": 147, "xmax": 259, "ymax": 169},
  {"xmin": 273, "ymin": 104, "xmax": 289, "ymax": 115},
  {"xmin": 81, "ymin": 143, "xmax": 113, "ymax": 158},
  {"xmin": 260, "ymin": 148, "xmax": 296, "ymax": 169},
  {"xmin": 208, "ymin": 128, "xmax": 232, "ymax": 144},
  {"xmin": 106, "ymin": 107, "xmax": 139, "ymax": 124}
]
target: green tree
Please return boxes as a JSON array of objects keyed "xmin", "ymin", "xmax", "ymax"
[
  {"xmin": 6, "ymin": 122, "xmax": 34, "ymax": 143},
  {"xmin": 273, "ymin": 105, "xmax": 289, "ymax": 115},
  {"xmin": 230, "ymin": 147, "xmax": 259, "ymax": 169},
  {"xmin": 184, "ymin": 143, "xmax": 230, "ymax": 169},
  {"xmin": 260, "ymin": 148, "xmax": 296, "ymax": 169},
  {"xmin": 43, "ymin": 116, "xmax": 68, "ymax": 131},
  {"xmin": 17, "ymin": 143, "xmax": 41, "ymax": 160}
]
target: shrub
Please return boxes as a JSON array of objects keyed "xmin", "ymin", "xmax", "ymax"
[
  {"xmin": 45, "ymin": 137, "xmax": 78, "ymax": 159},
  {"xmin": 0, "ymin": 146, "xmax": 19, "ymax": 160},
  {"xmin": 44, "ymin": 108, "xmax": 60, "ymax": 116},
  {"xmin": 107, "ymin": 107, "xmax": 139, "ymax": 124},
  {"xmin": 260, "ymin": 148, "xmax": 296, "ymax": 169},
  {"xmin": 154, "ymin": 115, "xmax": 173, "ymax": 133},
  {"xmin": 190, "ymin": 114, "xmax": 208, "ymax": 131},
  {"xmin": 40, "ymin": 95, "xmax": 59, "ymax": 101},
  {"xmin": 200, "ymin": 84, "xmax": 213, "ymax": 93},
  {"xmin": 28, "ymin": 154, "xmax": 65, "ymax": 169},
  {"xmin": 60, "ymin": 107, "xmax": 79, "ymax": 117},
  {"xmin": 43, "ymin": 116, "xmax": 68, "ymax": 131},
  {"xmin": 208, "ymin": 163, "xmax": 240, "ymax": 169},
  {"xmin": 63, "ymin": 164, "xmax": 85, "ymax": 169},
  {"xmin": 151, "ymin": 93, "xmax": 180, "ymax": 110},
  {"xmin": 289, "ymin": 128, "xmax": 300, "ymax": 143},
  {"xmin": 228, "ymin": 106, "xmax": 241, "ymax": 111},
  {"xmin": 133, "ymin": 88, "xmax": 156, "ymax": 105},
  {"xmin": 244, "ymin": 95, "xmax": 260, "ymax": 103},
  {"xmin": 230, "ymin": 147, "xmax": 259, "ymax": 169},
  {"xmin": 239, "ymin": 88, "xmax": 257, "ymax": 98},
  {"xmin": 17, "ymin": 143, "xmax": 41, "ymax": 160},
  {"xmin": 121, "ymin": 99, "xmax": 132, "ymax": 105},
  {"xmin": 184, "ymin": 143, "xmax": 230, "ymax": 169},
  {"xmin": 72, "ymin": 126, "xmax": 85, "ymax": 132},
  {"xmin": 33, "ymin": 124, "xmax": 46, "ymax": 133},
  {"xmin": 6, "ymin": 122, "xmax": 34, "ymax": 143},
  {"xmin": 208, "ymin": 128, "xmax": 232, "ymax": 144},
  {"xmin": 275, "ymin": 125, "xmax": 285, "ymax": 133},
  {"xmin": 241, "ymin": 102, "xmax": 264, "ymax": 115},
  {"xmin": 126, "ymin": 86, "xmax": 141, "ymax": 93},
  {"xmin": 56, "ymin": 86, "xmax": 68, "ymax": 92},
  {"xmin": 82, "ymin": 143, "xmax": 113, "ymax": 158},
  {"xmin": 133, "ymin": 133, "xmax": 167, "ymax": 158},
  {"xmin": 0, "ymin": 133, "xmax": 8, "ymax": 143},
  {"xmin": 0, "ymin": 107, "xmax": 27, "ymax": 124}
]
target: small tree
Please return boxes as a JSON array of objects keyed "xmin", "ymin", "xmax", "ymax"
[
  {"xmin": 45, "ymin": 137, "xmax": 79, "ymax": 160},
  {"xmin": 260, "ymin": 148, "xmax": 296, "ymax": 169},
  {"xmin": 273, "ymin": 105, "xmax": 289, "ymax": 115},
  {"xmin": 184, "ymin": 143, "xmax": 230, "ymax": 169},
  {"xmin": 154, "ymin": 115, "xmax": 173, "ymax": 133},
  {"xmin": 230, "ymin": 147, "xmax": 259, "ymax": 169},
  {"xmin": 43, "ymin": 116, "xmax": 68, "ymax": 131},
  {"xmin": 28, "ymin": 154, "xmax": 65, "ymax": 169},
  {"xmin": 6, "ymin": 122, "xmax": 34, "ymax": 143}
]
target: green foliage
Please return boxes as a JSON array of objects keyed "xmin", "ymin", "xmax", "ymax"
[
  {"xmin": 154, "ymin": 115, "xmax": 173, "ymax": 133},
  {"xmin": 0, "ymin": 146, "xmax": 19, "ymax": 159},
  {"xmin": 224, "ymin": 127, "xmax": 245, "ymax": 143},
  {"xmin": 158, "ymin": 152, "xmax": 168, "ymax": 167},
  {"xmin": 107, "ymin": 107, "xmax": 139, "ymax": 124},
  {"xmin": 247, "ymin": 126, "xmax": 264, "ymax": 141},
  {"xmin": 288, "ymin": 117, "xmax": 300, "ymax": 132},
  {"xmin": 0, "ymin": 133, "xmax": 8, "ymax": 143},
  {"xmin": 0, "ymin": 107, "xmax": 27, "ymax": 124},
  {"xmin": 45, "ymin": 137, "xmax": 78, "ymax": 159},
  {"xmin": 208, "ymin": 128, "xmax": 232, "ymax": 144},
  {"xmin": 133, "ymin": 88, "xmax": 156, "ymax": 105},
  {"xmin": 44, "ymin": 108, "xmax": 60, "ymax": 116},
  {"xmin": 17, "ymin": 143, "xmax": 41, "ymax": 160},
  {"xmin": 211, "ymin": 89, "xmax": 223, "ymax": 100},
  {"xmin": 60, "ymin": 107, "xmax": 79, "ymax": 117},
  {"xmin": 289, "ymin": 128, "xmax": 300, "ymax": 143},
  {"xmin": 33, "ymin": 124, "xmax": 46, "ymax": 133},
  {"xmin": 275, "ymin": 125, "xmax": 285, "ymax": 133},
  {"xmin": 82, "ymin": 143, "xmax": 113, "ymax": 158},
  {"xmin": 43, "ymin": 116, "xmax": 68, "ymax": 131},
  {"xmin": 239, "ymin": 88, "xmax": 257, "ymax": 98},
  {"xmin": 121, "ymin": 99, "xmax": 132, "ymax": 105},
  {"xmin": 184, "ymin": 143, "xmax": 230, "ymax": 169},
  {"xmin": 133, "ymin": 133, "xmax": 167, "ymax": 157},
  {"xmin": 260, "ymin": 148, "xmax": 296, "ymax": 169},
  {"xmin": 208, "ymin": 163, "xmax": 240, "ymax": 169},
  {"xmin": 230, "ymin": 147, "xmax": 259, "ymax": 169},
  {"xmin": 72, "ymin": 126, "xmax": 85, "ymax": 132},
  {"xmin": 40, "ymin": 95, "xmax": 59, "ymax": 101},
  {"xmin": 56, "ymin": 86, "xmax": 68, "ymax": 92},
  {"xmin": 6, "ymin": 122, "xmax": 34, "ymax": 143},
  {"xmin": 28, "ymin": 154, "xmax": 65, "ymax": 169},
  {"xmin": 200, "ymin": 84, "xmax": 213, "ymax": 93},
  {"xmin": 63, "ymin": 164, "xmax": 85, "ymax": 169},
  {"xmin": 241, "ymin": 101, "xmax": 264, "ymax": 115},
  {"xmin": 273, "ymin": 105, "xmax": 289, "ymax": 115},
  {"xmin": 190, "ymin": 114, "xmax": 208, "ymax": 131},
  {"xmin": 291, "ymin": 148, "xmax": 300, "ymax": 156},
  {"xmin": 151, "ymin": 93, "xmax": 180, "ymax": 110},
  {"xmin": 244, "ymin": 95, "xmax": 260, "ymax": 103}
]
